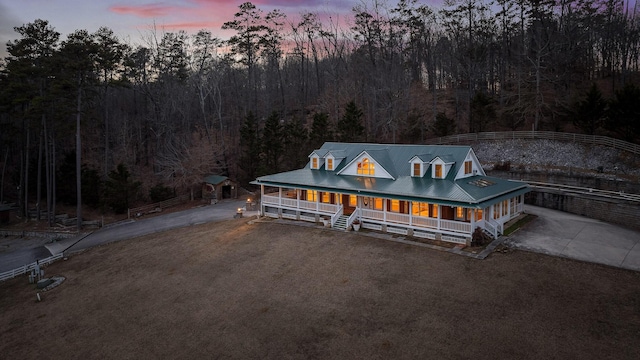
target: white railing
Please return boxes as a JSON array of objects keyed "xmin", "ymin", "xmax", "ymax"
[
  {"xmin": 319, "ymin": 203, "xmax": 339, "ymax": 214},
  {"xmin": 440, "ymin": 219, "xmax": 471, "ymax": 233},
  {"xmin": 0, "ymin": 253, "xmax": 64, "ymax": 282},
  {"xmin": 299, "ymin": 200, "xmax": 317, "ymax": 211},
  {"xmin": 330, "ymin": 205, "xmax": 343, "ymax": 227},
  {"xmin": 484, "ymin": 220, "xmax": 497, "ymax": 239},
  {"xmin": 412, "ymin": 216, "xmax": 438, "ymax": 229},
  {"xmin": 360, "ymin": 208, "xmax": 385, "ymax": 221},
  {"xmin": 386, "ymin": 212, "xmax": 410, "ymax": 224},
  {"xmin": 281, "ymin": 198, "xmax": 298, "ymax": 208},
  {"xmin": 347, "ymin": 209, "xmax": 360, "ymax": 227},
  {"xmin": 262, "ymin": 195, "xmax": 279, "ymax": 205},
  {"xmin": 487, "ymin": 218, "xmax": 502, "ymax": 237}
]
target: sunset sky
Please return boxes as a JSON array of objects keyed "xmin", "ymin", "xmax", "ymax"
[{"xmin": 0, "ymin": 0, "xmax": 370, "ymax": 57}]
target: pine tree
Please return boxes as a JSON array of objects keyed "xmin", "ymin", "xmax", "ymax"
[
  {"xmin": 239, "ymin": 112, "xmax": 261, "ymax": 183},
  {"xmin": 573, "ymin": 84, "xmax": 606, "ymax": 135},
  {"xmin": 337, "ymin": 101, "xmax": 365, "ymax": 142},
  {"xmin": 260, "ymin": 111, "xmax": 283, "ymax": 174},
  {"xmin": 309, "ymin": 112, "xmax": 333, "ymax": 149}
]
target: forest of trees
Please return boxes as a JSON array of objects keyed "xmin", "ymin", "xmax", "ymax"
[{"xmin": 0, "ymin": 0, "xmax": 639, "ymax": 222}]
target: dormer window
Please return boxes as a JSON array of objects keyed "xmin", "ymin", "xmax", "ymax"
[
  {"xmin": 413, "ymin": 163, "xmax": 421, "ymax": 177},
  {"xmin": 312, "ymin": 157, "xmax": 318, "ymax": 169},
  {"xmin": 357, "ymin": 158, "xmax": 375, "ymax": 175},
  {"xmin": 327, "ymin": 158, "xmax": 333, "ymax": 170},
  {"xmin": 435, "ymin": 164, "xmax": 443, "ymax": 178},
  {"xmin": 464, "ymin": 160, "xmax": 472, "ymax": 174}
]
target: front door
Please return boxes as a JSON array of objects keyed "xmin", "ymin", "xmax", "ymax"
[{"xmin": 342, "ymin": 194, "xmax": 355, "ymax": 215}]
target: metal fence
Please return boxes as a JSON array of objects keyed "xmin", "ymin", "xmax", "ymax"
[
  {"xmin": 0, "ymin": 253, "xmax": 64, "ymax": 282},
  {"xmin": 425, "ymin": 131, "xmax": 640, "ymax": 155}
]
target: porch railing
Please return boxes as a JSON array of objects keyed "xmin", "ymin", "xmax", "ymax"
[
  {"xmin": 347, "ymin": 209, "xmax": 360, "ymax": 227},
  {"xmin": 440, "ymin": 219, "xmax": 471, "ymax": 233},
  {"xmin": 262, "ymin": 194, "xmax": 339, "ymax": 214},
  {"xmin": 330, "ymin": 205, "xmax": 343, "ymax": 227},
  {"xmin": 484, "ymin": 220, "xmax": 497, "ymax": 239}
]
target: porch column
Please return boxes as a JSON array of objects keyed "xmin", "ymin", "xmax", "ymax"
[
  {"xmin": 470, "ymin": 208, "xmax": 475, "ymax": 233},
  {"xmin": 437, "ymin": 205, "xmax": 441, "ymax": 231},
  {"xmin": 278, "ymin": 187, "xmax": 282, "ymax": 206},
  {"xmin": 296, "ymin": 189, "xmax": 300, "ymax": 209},
  {"xmin": 409, "ymin": 202, "xmax": 413, "ymax": 226},
  {"xmin": 383, "ymin": 198, "xmax": 387, "ymax": 223}
]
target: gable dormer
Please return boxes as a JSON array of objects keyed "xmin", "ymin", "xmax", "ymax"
[
  {"xmin": 337, "ymin": 150, "xmax": 394, "ymax": 179},
  {"xmin": 430, "ymin": 156, "xmax": 454, "ymax": 179},
  {"xmin": 325, "ymin": 150, "xmax": 346, "ymax": 171},
  {"xmin": 308, "ymin": 149, "xmax": 328, "ymax": 170},
  {"xmin": 409, "ymin": 155, "xmax": 430, "ymax": 177},
  {"xmin": 454, "ymin": 148, "xmax": 486, "ymax": 179}
]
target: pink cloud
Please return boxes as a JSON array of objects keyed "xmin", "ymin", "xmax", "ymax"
[{"xmin": 110, "ymin": 4, "xmax": 177, "ymax": 18}]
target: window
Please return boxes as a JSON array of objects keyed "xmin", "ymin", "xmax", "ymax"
[
  {"xmin": 476, "ymin": 209, "xmax": 483, "ymax": 221},
  {"xmin": 435, "ymin": 164, "xmax": 442, "ymax": 178},
  {"xmin": 307, "ymin": 190, "xmax": 317, "ymax": 202},
  {"xmin": 464, "ymin": 160, "xmax": 473, "ymax": 174},
  {"xmin": 374, "ymin": 198, "xmax": 383, "ymax": 210},
  {"xmin": 390, "ymin": 200, "xmax": 400, "ymax": 212},
  {"xmin": 357, "ymin": 158, "xmax": 375, "ymax": 175},
  {"xmin": 349, "ymin": 195, "xmax": 357, "ymax": 207},
  {"xmin": 412, "ymin": 202, "xmax": 429, "ymax": 217},
  {"xmin": 430, "ymin": 204, "xmax": 438, "ymax": 218},
  {"xmin": 493, "ymin": 203, "xmax": 500, "ymax": 219},
  {"xmin": 327, "ymin": 158, "xmax": 333, "ymax": 170},
  {"xmin": 312, "ymin": 157, "xmax": 318, "ymax": 169},
  {"xmin": 321, "ymin": 192, "xmax": 331, "ymax": 203},
  {"xmin": 502, "ymin": 200, "xmax": 508, "ymax": 216},
  {"xmin": 456, "ymin": 207, "xmax": 464, "ymax": 219},
  {"xmin": 413, "ymin": 163, "xmax": 421, "ymax": 176}
]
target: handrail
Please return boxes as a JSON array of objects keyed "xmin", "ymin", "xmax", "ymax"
[
  {"xmin": 330, "ymin": 205, "xmax": 343, "ymax": 227},
  {"xmin": 425, "ymin": 131, "xmax": 640, "ymax": 155},
  {"xmin": 347, "ymin": 209, "xmax": 359, "ymax": 227}
]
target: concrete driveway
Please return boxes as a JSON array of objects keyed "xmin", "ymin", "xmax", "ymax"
[{"xmin": 505, "ymin": 205, "xmax": 640, "ymax": 271}]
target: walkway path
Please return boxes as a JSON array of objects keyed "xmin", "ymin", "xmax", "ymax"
[{"xmin": 504, "ymin": 205, "xmax": 640, "ymax": 271}]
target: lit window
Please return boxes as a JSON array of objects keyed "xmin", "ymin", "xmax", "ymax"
[
  {"xmin": 413, "ymin": 163, "xmax": 421, "ymax": 176},
  {"xmin": 464, "ymin": 161, "xmax": 472, "ymax": 174},
  {"xmin": 374, "ymin": 198, "xmax": 383, "ymax": 210},
  {"xmin": 312, "ymin": 157, "xmax": 318, "ymax": 169},
  {"xmin": 412, "ymin": 202, "xmax": 429, "ymax": 217},
  {"xmin": 349, "ymin": 195, "xmax": 357, "ymax": 207},
  {"xmin": 476, "ymin": 209, "xmax": 483, "ymax": 221},
  {"xmin": 322, "ymin": 192, "xmax": 331, "ymax": 203},
  {"xmin": 327, "ymin": 158, "xmax": 333, "ymax": 170},
  {"xmin": 456, "ymin": 207, "xmax": 464, "ymax": 219},
  {"xmin": 390, "ymin": 200, "xmax": 400, "ymax": 212},
  {"xmin": 430, "ymin": 204, "xmax": 438, "ymax": 218},
  {"xmin": 502, "ymin": 200, "xmax": 508, "ymax": 216},
  {"xmin": 435, "ymin": 164, "xmax": 442, "ymax": 178},
  {"xmin": 357, "ymin": 158, "xmax": 375, "ymax": 176},
  {"xmin": 307, "ymin": 190, "xmax": 317, "ymax": 202}
]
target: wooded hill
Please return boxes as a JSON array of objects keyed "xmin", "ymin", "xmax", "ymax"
[{"xmin": 0, "ymin": 0, "xmax": 639, "ymax": 222}]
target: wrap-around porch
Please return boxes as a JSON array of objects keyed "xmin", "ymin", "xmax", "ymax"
[{"xmin": 260, "ymin": 186, "xmax": 525, "ymax": 245}]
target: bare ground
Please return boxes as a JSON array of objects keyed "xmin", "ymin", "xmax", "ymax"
[{"xmin": 1, "ymin": 218, "xmax": 640, "ymax": 360}]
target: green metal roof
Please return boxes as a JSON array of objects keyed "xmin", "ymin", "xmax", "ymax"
[
  {"xmin": 204, "ymin": 175, "xmax": 229, "ymax": 185},
  {"xmin": 253, "ymin": 142, "xmax": 529, "ymax": 208}
]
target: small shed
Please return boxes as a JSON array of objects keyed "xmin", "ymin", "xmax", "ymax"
[{"xmin": 203, "ymin": 175, "xmax": 238, "ymax": 202}]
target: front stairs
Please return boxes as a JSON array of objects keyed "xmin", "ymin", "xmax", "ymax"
[{"xmin": 333, "ymin": 215, "xmax": 349, "ymax": 231}]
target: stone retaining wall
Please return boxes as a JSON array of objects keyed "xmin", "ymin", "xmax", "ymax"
[{"xmin": 525, "ymin": 190, "xmax": 640, "ymax": 231}]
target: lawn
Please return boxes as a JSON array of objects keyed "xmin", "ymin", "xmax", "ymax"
[{"xmin": 1, "ymin": 218, "xmax": 639, "ymax": 359}]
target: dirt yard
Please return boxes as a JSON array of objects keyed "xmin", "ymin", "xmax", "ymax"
[{"xmin": 1, "ymin": 218, "xmax": 639, "ymax": 359}]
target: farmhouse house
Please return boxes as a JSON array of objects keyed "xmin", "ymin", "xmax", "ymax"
[{"xmin": 253, "ymin": 142, "xmax": 530, "ymax": 245}]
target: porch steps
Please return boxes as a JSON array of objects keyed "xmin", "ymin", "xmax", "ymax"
[{"xmin": 333, "ymin": 215, "xmax": 349, "ymax": 231}]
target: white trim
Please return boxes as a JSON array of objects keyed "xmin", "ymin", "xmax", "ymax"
[{"xmin": 337, "ymin": 151, "xmax": 394, "ymax": 179}]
